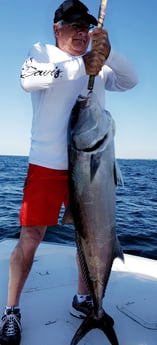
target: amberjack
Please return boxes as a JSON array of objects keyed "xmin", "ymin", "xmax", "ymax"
[{"xmin": 68, "ymin": 92, "xmax": 124, "ymax": 345}]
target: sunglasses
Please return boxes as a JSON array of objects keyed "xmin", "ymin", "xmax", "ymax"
[{"xmin": 63, "ymin": 22, "xmax": 94, "ymax": 32}]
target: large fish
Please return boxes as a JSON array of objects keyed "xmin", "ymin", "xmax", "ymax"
[{"xmin": 67, "ymin": 92, "xmax": 124, "ymax": 345}]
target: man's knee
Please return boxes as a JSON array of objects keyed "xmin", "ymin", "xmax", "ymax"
[
  {"xmin": 10, "ymin": 226, "xmax": 46, "ymax": 268},
  {"xmin": 19, "ymin": 226, "xmax": 47, "ymax": 251}
]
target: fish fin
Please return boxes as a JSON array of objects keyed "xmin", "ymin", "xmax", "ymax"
[
  {"xmin": 115, "ymin": 236, "xmax": 124, "ymax": 262},
  {"xmin": 114, "ymin": 160, "xmax": 124, "ymax": 186},
  {"xmin": 90, "ymin": 153, "xmax": 101, "ymax": 181},
  {"xmin": 75, "ymin": 232, "xmax": 95, "ymax": 294},
  {"xmin": 62, "ymin": 205, "xmax": 74, "ymax": 225},
  {"xmin": 70, "ymin": 313, "xmax": 119, "ymax": 345}
]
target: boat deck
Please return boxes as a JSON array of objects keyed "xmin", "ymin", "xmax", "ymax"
[{"xmin": 0, "ymin": 239, "xmax": 157, "ymax": 345}]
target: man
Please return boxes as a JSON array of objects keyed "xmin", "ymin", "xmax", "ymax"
[{"xmin": 0, "ymin": 0, "xmax": 138, "ymax": 344}]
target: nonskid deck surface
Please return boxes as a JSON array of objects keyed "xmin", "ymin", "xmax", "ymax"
[{"xmin": 0, "ymin": 239, "xmax": 157, "ymax": 345}]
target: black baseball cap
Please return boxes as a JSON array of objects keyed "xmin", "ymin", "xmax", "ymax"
[{"xmin": 54, "ymin": 0, "xmax": 97, "ymax": 26}]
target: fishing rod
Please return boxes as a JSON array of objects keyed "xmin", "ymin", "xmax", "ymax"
[{"xmin": 88, "ymin": 0, "xmax": 108, "ymax": 91}]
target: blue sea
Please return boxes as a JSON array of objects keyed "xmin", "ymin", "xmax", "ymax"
[{"xmin": 0, "ymin": 155, "xmax": 156, "ymax": 260}]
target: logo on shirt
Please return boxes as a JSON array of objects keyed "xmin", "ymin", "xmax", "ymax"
[{"xmin": 21, "ymin": 58, "xmax": 63, "ymax": 79}]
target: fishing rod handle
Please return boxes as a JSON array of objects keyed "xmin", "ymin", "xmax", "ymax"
[{"xmin": 88, "ymin": 0, "xmax": 108, "ymax": 91}]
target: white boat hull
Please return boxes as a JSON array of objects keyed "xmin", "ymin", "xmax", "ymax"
[{"xmin": 0, "ymin": 239, "xmax": 157, "ymax": 344}]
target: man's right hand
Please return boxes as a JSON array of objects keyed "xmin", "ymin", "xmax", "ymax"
[{"xmin": 83, "ymin": 28, "xmax": 111, "ymax": 76}]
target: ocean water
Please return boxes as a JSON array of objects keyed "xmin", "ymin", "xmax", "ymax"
[{"xmin": 0, "ymin": 155, "xmax": 156, "ymax": 260}]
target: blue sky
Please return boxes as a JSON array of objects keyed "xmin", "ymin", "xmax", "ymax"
[{"xmin": 0, "ymin": 0, "xmax": 156, "ymax": 159}]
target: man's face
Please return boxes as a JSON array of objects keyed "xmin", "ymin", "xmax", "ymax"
[{"xmin": 54, "ymin": 20, "xmax": 91, "ymax": 56}]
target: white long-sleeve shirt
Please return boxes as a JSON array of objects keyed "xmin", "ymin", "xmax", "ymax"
[{"xmin": 21, "ymin": 43, "xmax": 138, "ymax": 169}]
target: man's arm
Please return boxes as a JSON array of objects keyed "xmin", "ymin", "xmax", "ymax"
[
  {"xmin": 83, "ymin": 28, "xmax": 138, "ymax": 90},
  {"xmin": 20, "ymin": 43, "xmax": 86, "ymax": 92}
]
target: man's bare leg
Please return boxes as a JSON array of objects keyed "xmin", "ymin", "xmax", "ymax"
[{"xmin": 7, "ymin": 225, "xmax": 47, "ymax": 307}]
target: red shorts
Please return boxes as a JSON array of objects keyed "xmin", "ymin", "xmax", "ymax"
[{"xmin": 20, "ymin": 164, "xmax": 69, "ymax": 226}]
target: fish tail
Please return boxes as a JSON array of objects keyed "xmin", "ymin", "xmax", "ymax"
[{"xmin": 70, "ymin": 313, "xmax": 119, "ymax": 345}]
